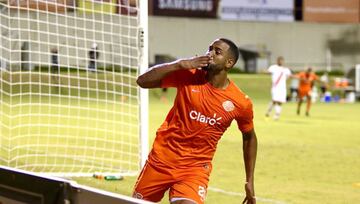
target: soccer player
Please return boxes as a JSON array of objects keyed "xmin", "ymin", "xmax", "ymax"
[
  {"xmin": 88, "ymin": 43, "xmax": 99, "ymax": 72},
  {"xmin": 296, "ymin": 67, "xmax": 319, "ymax": 116},
  {"xmin": 319, "ymin": 71, "xmax": 329, "ymax": 101},
  {"xmin": 133, "ymin": 38, "xmax": 257, "ymax": 204},
  {"xmin": 265, "ymin": 56, "xmax": 292, "ymax": 120},
  {"xmin": 50, "ymin": 47, "xmax": 59, "ymax": 74},
  {"xmin": 50, "ymin": 47, "xmax": 60, "ymax": 93}
]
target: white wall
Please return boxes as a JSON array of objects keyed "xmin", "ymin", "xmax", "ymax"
[
  {"xmin": 2, "ymin": 11, "xmax": 360, "ymax": 73},
  {"xmin": 149, "ymin": 16, "xmax": 360, "ymax": 72}
]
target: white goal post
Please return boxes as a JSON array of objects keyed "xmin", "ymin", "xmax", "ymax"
[{"xmin": 0, "ymin": 0, "xmax": 148, "ymax": 177}]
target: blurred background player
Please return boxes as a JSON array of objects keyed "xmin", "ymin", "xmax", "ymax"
[
  {"xmin": 154, "ymin": 54, "xmax": 177, "ymax": 103},
  {"xmin": 88, "ymin": 43, "xmax": 99, "ymax": 72},
  {"xmin": 265, "ymin": 56, "xmax": 292, "ymax": 120},
  {"xmin": 289, "ymin": 75, "xmax": 299, "ymax": 102},
  {"xmin": 50, "ymin": 47, "xmax": 59, "ymax": 74},
  {"xmin": 133, "ymin": 38, "xmax": 257, "ymax": 204},
  {"xmin": 319, "ymin": 71, "xmax": 329, "ymax": 101},
  {"xmin": 296, "ymin": 67, "xmax": 319, "ymax": 116},
  {"xmin": 50, "ymin": 47, "xmax": 60, "ymax": 93},
  {"xmin": 160, "ymin": 88, "xmax": 168, "ymax": 103}
]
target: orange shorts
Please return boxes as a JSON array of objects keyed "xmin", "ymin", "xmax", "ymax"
[
  {"xmin": 133, "ymin": 161, "xmax": 212, "ymax": 204},
  {"xmin": 298, "ymin": 88, "xmax": 311, "ymax": 98}
]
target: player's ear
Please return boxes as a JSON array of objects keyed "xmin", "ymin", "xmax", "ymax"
[{"xmin": 225, "ymin": 58, "xmax": 234, "ymax": 70}]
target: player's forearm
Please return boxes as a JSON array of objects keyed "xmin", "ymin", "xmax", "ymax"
[
  {"xmin": 243, "ymin": 130, "xmax": 257, "ymax": 183},
  {"xmin": 136, "ymin": 60, "xmax": 182, "ymax": 88},
  {"xmin": 137, "ymin": 56, "xmax": 210, "ymax": 88}
]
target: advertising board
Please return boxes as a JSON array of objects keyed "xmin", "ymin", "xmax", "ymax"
[
  {"xmin": 303, "ymin": 0, "xmax": 359, "ymax": 23},
  {"xmin": 220, "ymin": 0, "xmax": 294, "ymax": 22}
]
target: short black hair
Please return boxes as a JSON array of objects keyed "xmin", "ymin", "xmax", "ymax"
[{"xmin": 219, "ymin": 38, "xmax": 239, "ymax": 66}]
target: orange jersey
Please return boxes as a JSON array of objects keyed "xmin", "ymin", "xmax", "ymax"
[
  {"xmin": 297, "ymin": 72, "xmax": 318, "ymax": 92},
  {"xmin": 148, "ymin": 69, "xmax": 254, "ymax": 167}
]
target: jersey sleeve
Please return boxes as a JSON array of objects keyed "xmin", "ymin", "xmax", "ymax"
[
  {"xmin": 297, "ymin": 72, "xmax": 304, "ymax": 79},
  {"xmin": 286, "ymin": 68, "xmax": 292, "ymax": 77},
  {"xmin": 267, "ymin": 65, "xmax": 274, "ymax": 73},
  {"xmin": 161, "ymin": 69, "xmax": 203, "ymax": 88},
  {"xmin": 236, "ymin": 100, "xmax": 254, "ymax": 133}
]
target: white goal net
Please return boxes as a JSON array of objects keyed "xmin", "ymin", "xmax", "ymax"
[{"xmin": 0, "ymin": 0, "xmax": 148, "ymax": 177}]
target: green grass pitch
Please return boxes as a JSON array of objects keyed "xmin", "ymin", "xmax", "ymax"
[{"xmin": 2, "ymin": 73, "xmax": 360, "ymax": 203}]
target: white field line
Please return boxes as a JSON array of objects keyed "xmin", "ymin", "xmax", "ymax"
[{"xmin": 208, "ymin": 187, "xmax": 287, "ymax": 204}]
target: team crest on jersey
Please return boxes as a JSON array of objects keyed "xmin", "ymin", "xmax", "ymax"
[{"xmin": 222, "ymin": 100, "xmax": 235, "ymax": 112}]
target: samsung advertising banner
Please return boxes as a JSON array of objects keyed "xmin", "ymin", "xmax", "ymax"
[
  {"xmin": 220, "ymin": 0, "xmax": 294, "ymax": 22},
  {"xmin": 151, "ymin": 0, "xmax": 219, "ymax": 18}
]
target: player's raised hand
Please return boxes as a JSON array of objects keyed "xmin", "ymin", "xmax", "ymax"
[{"xmin": 178, "ymin": 55, "xmax": 210, "ymax": 70}]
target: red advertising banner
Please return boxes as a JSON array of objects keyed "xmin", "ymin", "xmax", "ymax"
[
  {"xmin": 303, "ymin": 0, "xmax": 360, "ymax": 23},
  {"xmin": 118, "ymin": 0, "xmax": 137, "ymax": 16},
  {"xmin": 151, "ymin": 0, "xmax": 219, "ymax": 18},
  {"xmin": 9, "ymin": 0, "xmax": 74, "ymax": 13}
]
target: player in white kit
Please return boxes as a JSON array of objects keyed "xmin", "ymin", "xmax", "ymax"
[{"xmin": 265, "ymin": 56, "xmax": 292, "ymax": 120}]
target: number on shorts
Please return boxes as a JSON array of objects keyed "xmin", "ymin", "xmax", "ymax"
[{"xmin": 198, "ymin": 186, "xmax": 206, "ymax": 202}]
